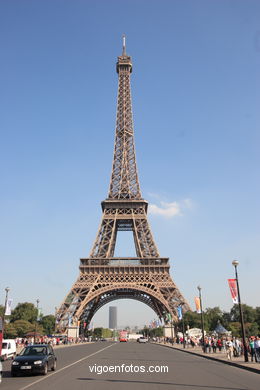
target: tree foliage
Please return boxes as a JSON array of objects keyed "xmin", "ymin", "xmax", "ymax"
[
  {"xmin": 181, "ymin": 304, "xmax": 260, "ymax": 337},
  {"xmin": 10, "ymin": 302, "xmax": 38, "ymax": 323},
  {"xmin": 182, "ymin": 311, "xmax": 202, "ymax": 329},
  {"xmin": 93, "ymin": 327, "xmax": 102, "ymax": 338},
  {"xmin": 230, "ymin": 304, "xmax": 256, "ymax": 323},
  {"xmin": 2, "ymin": 301, "xmax": 260, "ymax": 339},
  {"xmin": 0, "ymin": 304, "xmax": 5, "ymax": 318},
  {"xmin": 4, "ymin": 323, "xmax": 18, "ymax": 338},
  {"xmin": 204, "ymin": 307, "xmax": 223, "ymax": 330},
  {"xmin": 12, "ymin": 320, "xmax": 35, "ymax": 337},
  {"xmin": 40, "ymin": 315, "xmax": 55, "ymax": 335}
]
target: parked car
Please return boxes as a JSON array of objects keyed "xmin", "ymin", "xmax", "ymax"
[
  {"xmin": 11, "ymin": 344, "xmax": 57, "ymax": 376},
  {"xmin": 1, "ymin": 339, "xmax": 17, "ymax": 360},
  {"xmin": 138, "ymin": 337, "xmax": 148, "ymax": 343}
]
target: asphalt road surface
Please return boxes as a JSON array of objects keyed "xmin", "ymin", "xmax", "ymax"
[{"xmin": 1, "ymin": 341, "xmax": 260, "ymax": 390}]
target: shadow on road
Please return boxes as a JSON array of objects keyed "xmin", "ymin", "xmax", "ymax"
[
  {"xmin": 2, "ymin": 369, "xmax": 12, "ymax": 378},
  {"xmin": 77, "ymin": 377, "xmax": 247, "ymax": 390}
]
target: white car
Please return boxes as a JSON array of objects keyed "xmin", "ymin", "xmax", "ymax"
[
  {"xmin": 1, "ymin": 339, "xmax": 17, "ymax": 360},
  {"xmin": 138, "ymin": 337, "xmax": 148, "ymax": 343}
]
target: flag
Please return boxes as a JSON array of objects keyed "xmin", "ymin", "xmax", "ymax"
[
  {"xmin": 166, "ymin": 313, "xmax": 172, "ymax": 322},
  {"xmin": 37, "ymin": 307, "xmax": 42, "ymax": 321},
  {"xmin": 68, "ymin": 315, "xmax": 72, "ymax": 327},
  {"xmin": 5, "ymin": 298, "xmax": 13, "ymax": 315},
  {"xmin": 228, "ymin": 279, "xmax": 238, "ymax": 303},
  {"xmin": 195, "ymin": 297, "xmax": 201, "ymax": 314},
  {"xmin": 177, "ymin": 305, "xmax": 183, "ymax": 320}
]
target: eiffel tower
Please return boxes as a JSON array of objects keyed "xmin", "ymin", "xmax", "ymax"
[{"xmin": 57, "ymin": 37, "xmax": 190, "ymax": 332}]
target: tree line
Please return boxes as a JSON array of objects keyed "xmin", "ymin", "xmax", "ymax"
[
  {"xmin": 0, "ymin": 302, "xmax": 55, "ymax": 338},
  {"xmin": 143, "ymin": 305, "xmax": 260, "ymax": 338},
  {"xmin": 1, "ymin": 302, "xmax": 260, "ymax": 339}
]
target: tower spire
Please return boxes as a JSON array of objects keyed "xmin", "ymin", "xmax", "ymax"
[
  {"xmin": 122, "ymin": 34, "xmax": 126, "ymax": 55},
  {"xmin": 110, "ymin": 38, "xmax": 139, "ymax": 199}
]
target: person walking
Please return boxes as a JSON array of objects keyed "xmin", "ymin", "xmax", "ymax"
[
  {"xmin": 249, "ymin": 337, "xmax": 256, "ymax": 362},
  {"xmin": 254, "ymin": 336, "xmax": 260, "ymax": 362},
  {"xmin": 226, "ymin": 338, "xmax": 233, "ymax": 360}
]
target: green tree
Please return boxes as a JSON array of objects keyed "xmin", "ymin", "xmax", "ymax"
[
  {"xmin": 0, "ymin": 304, "xmax": 5, "ymax": 318},
  {"xmin": 147, "ymin": 327, "xmax": 164, "ymax": 337},
  {"xmin": 222, "ymin": 311, "xmax": 232, "ymax": 327},
  {"xmin": 247, "ymin": 322, "xmax": 259, "ymax": 337},
  {"xmin": 10, "ymin": 302, "xmax": 38, "ymax": 323},
  {"xmin": 255, "ymin": 307, "xmax": 260, "ymax": 329},
  {"xmin": 13, "ymin": 320, "xmax": 34, "ymax": 337},
  {"xmin": 183, "ymin": 311, "xmax": 203, "ymax": 329},
  {"xmin": 4, "ymin": 323, "xmax": 18, "ymax": 338},
  {"xmin": 204, "ymin": 307, "xmax": 223, "ymax": 331},
  {"xmin": 93, "ymin": 327, "xmax": 102, "ymax": 338},
  {"xmin": 230, "ymin": 304, "xmax": 256, "ymax": 323},
  {"xmin": 40, "ymin": 315, "xmax": 55, "ymax": 335},
  {"xmin": 102, "ymin": 328, "xmax": 113, "ymax": 338},
  {"xmin": 228, "ymin": 322, "xmax": 241, "ymax": 337}
]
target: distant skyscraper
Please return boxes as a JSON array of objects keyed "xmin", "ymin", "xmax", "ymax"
[{"xmin": 109, "ymin": 306, "xmax": 117, "ymax": 329}]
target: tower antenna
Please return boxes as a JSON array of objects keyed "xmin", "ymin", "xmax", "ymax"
[{"xmin": 122, "ymin": 34, "xmax": 126, "ymax": 55}]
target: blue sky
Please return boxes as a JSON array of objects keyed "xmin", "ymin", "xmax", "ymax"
[{"xmin": 1, "ymin": 0, "xmax": 259, "ymax": 328}]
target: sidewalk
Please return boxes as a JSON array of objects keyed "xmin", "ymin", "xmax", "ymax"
[{"xmin": 155, "ymin": 342, "xmax": 260, "ymax": 374}]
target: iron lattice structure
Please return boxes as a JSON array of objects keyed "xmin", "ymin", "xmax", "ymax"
[{"xmin": 57, "ymin": 39, "xmax": 190, "ymax": 331}]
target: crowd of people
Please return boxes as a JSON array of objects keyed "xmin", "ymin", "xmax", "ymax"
[
  {"xmin": 14, "ymin": 336, "xmax": 90, "ymax": 348},
  {"xmin": 159, "ymin": 335, "xmax": 260, "ymax": 363}
]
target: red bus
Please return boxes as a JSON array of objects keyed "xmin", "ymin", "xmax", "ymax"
[{"xmin": 119, "ymin": 330, "xmax": 128, "ymax": 342}]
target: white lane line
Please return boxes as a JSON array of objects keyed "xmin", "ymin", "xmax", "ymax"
[{"xmin": 19, "ymin": 343, "xmax": 115, "ymax": 390}]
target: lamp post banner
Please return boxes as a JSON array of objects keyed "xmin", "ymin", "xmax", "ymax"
[
  {"xmin": 5, "ymin": 298, "xmax": 13, "ymax": 315},
  {"xmin": 194, "ymin": 297, "xmax": 201, "ymax": 313},
  {"xmin": 228, "ymin": 279, "xmax": 238, "ymax": 303},
  {"xmin": 166, "ymin": 313, "xmax": 172, "ymax": 322},
  {"xmin": 177, "ymin": 305, "xmax": 183, "ymax": 320}
]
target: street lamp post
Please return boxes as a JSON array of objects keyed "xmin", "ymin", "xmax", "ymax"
[
  {"xmin": 197, "ymin": 285, "xmax": 205, "ymax": 352},
  {"xmin": 232, "ymin": 260, "xmax": 248, "ymax": 362},
  {"xmin": 179, "ymin": 303, "xmax": 186, "ymax": 349},
  {"xmin": 170, "ymin": 318, "xmax": 174, "ymax": 345},
  {"xmin": 35, "ymin": 299, "xmax": 40, "ymax": 343},
  {"xmin": 2, "ymin": 287, "xmax": 10, "ymax": 338},
  {"xmin": 54, "ymin": 307, "xmax": 57, "ymax": 335}
]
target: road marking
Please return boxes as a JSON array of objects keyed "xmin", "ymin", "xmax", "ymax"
[{"xmin": 19, "ymin": 343, "xmax": 115, "ymax": 390}]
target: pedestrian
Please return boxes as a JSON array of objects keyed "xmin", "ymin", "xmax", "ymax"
[
  {"xmin": 217, "ymin": 338, "xmax": 222, "ymax": 352},
  {"xmin": 212, "ymin": 338, "xmax": 217, "ymax": 353},
  {"xmin": 233, "ymin": 338, "xmax": 238, "ymax": 357},
  {"xmin": 254, "ymin": 336, "xmax": 260, "ymax": 362},
  {"xmin": 226, "ymin": 339, "xmax": 233, "ymax": 360},
  {"xmin": 249, "ymin": 337, "xmax": 257, "ymax": 362}
]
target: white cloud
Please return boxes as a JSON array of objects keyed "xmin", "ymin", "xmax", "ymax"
[{"xmin": 148, "ymin": 199, "xmax": 192, "ymax": 219}]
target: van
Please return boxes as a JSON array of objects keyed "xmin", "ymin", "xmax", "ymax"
[{"xmin": 1, "ymin": 339, "xmax": 16, "ymax": 360}]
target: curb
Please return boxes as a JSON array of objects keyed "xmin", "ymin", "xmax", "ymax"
[{"xmin": 154, "ymin": 343, "xmax": 260, "ymax": 375}]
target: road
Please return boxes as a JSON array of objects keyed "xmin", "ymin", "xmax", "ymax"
[{"xmin": 1, "ymin": 341, "xmax": 260, "ymax": 390}]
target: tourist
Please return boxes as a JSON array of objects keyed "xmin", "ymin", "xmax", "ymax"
[
  {"xmin": 249, "ymin": 337, "xmax": 257, "ymax": 362},
  {"xmin": 226, "ymin": 338, "xmax": 233, "ymax": 360}
]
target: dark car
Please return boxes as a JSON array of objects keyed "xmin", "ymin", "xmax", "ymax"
[{"xmin": 11, "ymin": 344, "xmax": 57, "ymax": 376}]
